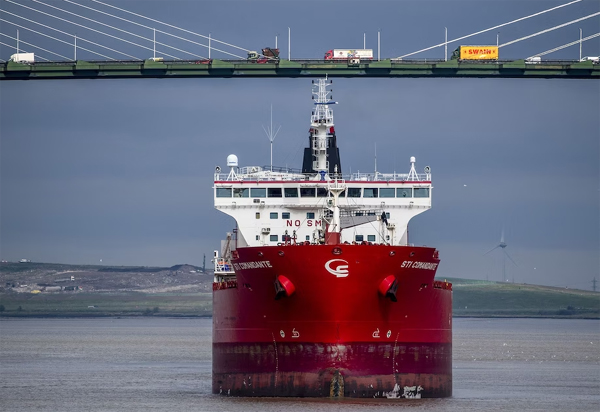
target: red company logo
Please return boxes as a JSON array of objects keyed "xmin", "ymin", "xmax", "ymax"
[{"xmin": 325, "ymin": 259, "xmax": 349, "ymax": 278}]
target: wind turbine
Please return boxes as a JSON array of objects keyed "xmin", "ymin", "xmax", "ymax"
[{"xmin": 485, "ymin": 226, "xmax": 518, "ymax": 282}]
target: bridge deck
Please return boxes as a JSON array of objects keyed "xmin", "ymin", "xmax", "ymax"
[{"xmin": 2, "ymin": 59, "xmax": 598, "ymax": 80}]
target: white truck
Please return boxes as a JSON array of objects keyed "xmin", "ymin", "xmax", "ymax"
[
  {"xmin": 580, "ymin": 56, "xmax": 599, "ymax": 63},
  {"xmin": 10, "ymin": 53, "xmax": 35, "ymax": 63},
  {"xmin": 324, "ymin": 49, "xmax": 373, "ymax": 61}
]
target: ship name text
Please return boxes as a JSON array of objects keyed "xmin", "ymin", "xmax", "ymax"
[
  {"xmin": 286, "ymin": 220, "xmax": 322, "ymax": 227},
  {"xmin": 232, "ymin": 261, "xmax": 273, "ymax": 270},
  {"xmin": 401, "ymin": 261, "xmax": 438, "ymax": 270}
]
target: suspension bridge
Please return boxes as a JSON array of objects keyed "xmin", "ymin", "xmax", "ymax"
[{"xmin": 0, "ymin": 0, "xmax": 599, "ymax": 80}]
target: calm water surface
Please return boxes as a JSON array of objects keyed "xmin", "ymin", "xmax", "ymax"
[{"xmin": 1, "ymin": 317, "xmax": 598, "ymax": 411}]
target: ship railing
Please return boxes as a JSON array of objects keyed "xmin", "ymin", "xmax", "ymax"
[
  {"xmin": 324, "ymin": 209, "xmax": 382, "ymax": 217},
  {"xmin": 214, "ymin": 171, "xmax": 431, "ymax": 182},
  {"xmin": 349, "ymin": 172, "xmax": 430, "ymax": 181}
]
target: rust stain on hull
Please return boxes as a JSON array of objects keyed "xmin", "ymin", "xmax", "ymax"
[{"xmin": 213, "ymin": 371, "xmax": 451, "ymax": 398}]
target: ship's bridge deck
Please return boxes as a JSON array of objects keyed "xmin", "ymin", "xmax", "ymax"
[{"xmin": 214, "ymin": 165, "xmax": 431, "ymax": 183}]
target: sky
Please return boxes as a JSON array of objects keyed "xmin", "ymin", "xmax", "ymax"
[{"xmin": 0, "ymin": 0, "xmax": 599, "ymax": 290}]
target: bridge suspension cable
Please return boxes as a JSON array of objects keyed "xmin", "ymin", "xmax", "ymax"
[
  {"xmin": 2, "ymin": 2, "xmax": 183, "ymax": 60},
  {"xmin": 528, "ymin": 32, "xmax": 600, "ymax": 59},
  {"xmin": 0, "ymin": 34, "xmax": 68, "ymax": 60},
  {"xmin": 26, "ymin": 0, "xmax": 243, "ymax": 60},
  {"xmin": 66, "ymin": 0, "xmax": 246, "ymax": 59},
  {"xmin": 499, "ymin": 12, "xmax": 600, "ymax": 48},
  {"xmin": 396, "ymin": 0, "xmax": 584, "ymax": 59},
  {"xmin": 25, "ymin": 0, "xmax": 209, "ymax": 60},
  {"xmin": 0, "ymin": 13, "xmax": 139, "ymax": 60},
  {"xmin": 90, "ymin": 0, "xmax": 250, "ymax": 53}
]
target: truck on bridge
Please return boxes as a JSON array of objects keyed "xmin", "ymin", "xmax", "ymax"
[
  {"xmin": 247, "ymin": 48, "xmax": 279, "ymax": 63},
  {"xmin": 10, "ymin": 53, "xmax": 35, "ymax": 63},
  {"xmin": 452, "ymin": 46, "xmax": 499, "ymax": 61},
  {"xmin": 325, "ymin": 49, "xmax": 373, "ymax": 63}
]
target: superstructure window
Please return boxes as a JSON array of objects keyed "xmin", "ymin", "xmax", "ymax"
[
  {"xmin": 414, "ymin": 188, "xmax": 430, "ymax": 198},
  {"xmin": 317, "ymin": 188, "xmax": 328, "ymax": 197},
  {"xmin": 355, "ymin": 235, "xmax": 364, "ymax": 242},
  {"xmin": 363, "ymin": 188, "xmax": 378, "ymax": 198},
  {"xmin": 255, "ymin": 213, "xmax": 260, "ymax": 219},
  {"xmin": 339, "ymin": 190, "xmax": 346, "ymax": 197},
  {"xmin": 270, "ymin": 235, "xmax": 278, "ymax": 242},
  {"xmin": 251, "ymin": 188, "xmax": 266, "ymax": 198},
  {"xmin": 397, "ymin": 188, "xmax": 412, "ymax": 198},
  {"xmin": 234, "ymin": 188, "xmax": 249, "ymax": 198},
  {"xmin": 380, "ymin": 188, "xmax": 395, "ymax": 198},
  {"xmin": 282, "ymin": 212, "xmax": 290, "ymax": 219},
  {"xmin": 368, "ymin": 235, "xmax": 376, "ymax": 242},
  {"xmin": 347, "ymin": 188, "xmax": 361, "ymax": 198},
  {"xmin": 284, "ymin": 188, "xmax": 298, "ymax": 198},
  {"xmin": 270, "ymin": 212, "xmax": 278, "ymax": 219},
  {"xmin": 307, "ymin": 212, "xmax": 315, "ymax": 219},
  {"xmin": 300, "ymin": 187, "xmax": 316, "ymax": 197},
  {"xmin": 216, "ymin": 188, "xmax": 232, "ymax": 197},
  {"xmin": 268, "ymin": 188, "xmax": 282, "ymax": 198}
]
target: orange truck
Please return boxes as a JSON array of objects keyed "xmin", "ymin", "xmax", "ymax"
[{"xmin": 452, "ymin": 46, "xmax": 499, "ymax": 60}]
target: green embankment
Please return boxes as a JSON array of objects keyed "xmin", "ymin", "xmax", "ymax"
[
  {"xmin": 0, "ymin": 277, "xmax": 598, "ymax": 319},
  {"xmin": 447, "ymin": 278, "xmax": 600, "ymax": 318},
  {"xmin": 0, "ymin": 292, "xmax": 212, "ymax": 317}
]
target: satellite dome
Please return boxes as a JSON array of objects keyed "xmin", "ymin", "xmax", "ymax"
[
  {"xmin": 227, "ymin": 154, "xmax": 238, "ymax": 167},
  {"xmin": 410, "ymin": 156, "xmax": 416, "ymax": 163}
]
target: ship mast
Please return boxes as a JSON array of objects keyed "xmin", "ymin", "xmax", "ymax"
[
  {"xmin": 311, "ymin": 78, "xmax": 345, "ymax": 244},
  {"xmin": 311, "ymin": 78, "xmax": 335, "ymax": 179}
]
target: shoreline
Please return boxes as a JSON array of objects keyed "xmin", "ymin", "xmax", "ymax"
[{"xmin": 1, "ymin": 313, "xmax": 598, "ymax": 320}]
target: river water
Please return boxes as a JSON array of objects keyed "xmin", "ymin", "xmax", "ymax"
[{"xmin": 0, "ymin": 317, "xmax": 598, "ymax": 411}]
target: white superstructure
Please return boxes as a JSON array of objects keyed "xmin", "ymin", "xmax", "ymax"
[{"xmin": 213, "ymin": 79, "xmax": 432, "ymax": 249}]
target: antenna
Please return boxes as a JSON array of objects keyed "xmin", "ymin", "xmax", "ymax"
[
  {"xmin": 484, "ymin": 225, "xmax": 518, "ymax": 282},
  {"xmin": 593, "ymin": 277, "xmax": 597, "ymax": 292},
  {"xmin": 262, "ymin": 105, "xmax": 281, "ymax": 172},
  {"xmin": 374, "ymin": 142, "xmax": 377, "ymax": 174}
]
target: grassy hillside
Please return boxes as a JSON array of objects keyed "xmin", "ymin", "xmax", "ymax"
[
  {"xmin": 1, "ymin": 262, "xmax": 598, "ymax": 318},
  {"xmin": 0, "ymin": 292, "xmax": 212, "ymax": 317},
  {"xmin": 447, "ymin": 278, "xmax": 599, "ymax": 318}
]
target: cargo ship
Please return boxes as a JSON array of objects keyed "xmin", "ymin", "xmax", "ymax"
[{"xmin": 212, "ymin": 78, "xmax": 452, "ymax": 398}]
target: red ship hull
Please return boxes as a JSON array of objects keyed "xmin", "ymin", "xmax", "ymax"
[{"xmin": 212, "ymin": 244, "xmax": 452, "ymax": 398}]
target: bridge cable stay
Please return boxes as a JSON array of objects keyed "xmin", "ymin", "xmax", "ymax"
[
  {"xmin": 62, "ymin": 0, "xmax": 246, "ymax": 59},
  {"xmin": 2, "ymin": 3, "xmax": 181, "ymax": 60},
  {"xmin": 0, "ymin": 14, "xmax": 137, "ymax": 60},
  {"xmin": 528, "ymin": 32, "xmax": 600, "ymax": 59},
  {"xmin": 396, "ymin": 0, "xmax": 583, "ymax": 59},
  {"xmin": 499, "ymin": 12, "xmax": 600, "ymax": 48},
  {"xmin": 0, "ymin": 18, "xmax": 117, "ymax": 60},
  {"xmin": 0, "ymin": 34, "xmax": 68, "ymax": 60},
  {"xmin": 27, "ymin": 0, "xmax": 206, "ymax": 60},
  {"xmin": 28, "ymin": 0, "xmax": 221, "ymax": 61},
  {"xmin": 90, "ymin": 0, "xmax": 251, "ymax": 54}
]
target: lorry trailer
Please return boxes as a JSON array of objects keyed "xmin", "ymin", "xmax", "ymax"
[
  {"xmin": 452, "ymin": 46, "xmax": 498, "ymax": 60},
  {"xmin": 10, "ymin": 53, "xmax": 35, "ymax": 63},
  {"xmin": 325, "ymin": 49, "xmax": 373, "ymax": 60}
]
